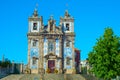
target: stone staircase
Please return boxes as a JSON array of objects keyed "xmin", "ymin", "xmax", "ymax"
[
  {"xmin": 19, "ymin": 74, "xmax": 40, "ymax": 80},
  {"xmin": 44, "ymin": 74, "xmax": 64, "ymax": 80},
  {"xmin": 0, "ymin": 74, "xmax": 86, "ymax": 80},
  {"xmin": 81, "ymin": 74, "xmax": 98, "ymax": 80},
  {"xmin": 0, "ymin": 74, "xmax": 8, "ymax": 79},
  {"xmin": 65, "ymin": 74, "xmax": 86, "ymax": 80},
  {"xmin": 0, "ymin": 74, "xmax": 24, "ymax": 80},
  {"xmin": 19, "ymin": 74, "xmax": 64, "ymax": 80}
]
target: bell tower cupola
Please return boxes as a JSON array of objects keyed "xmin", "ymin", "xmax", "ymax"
[
  {"xmin": 28, "ymin": 9, "xmax": 43, "ymax": 33},
  {"xmin": 48, "ymin": 15, "xmax": 56, "ymax": 32},
  {"xmin": 33, "ymin": 9, "xmax": 38, "ymax": 17},
  {"xmin": 64, "ymin": 10, "xmax": 70, "ymax": 18},
  {"xmin": 60, "ymin": 10, "xmax": 74, "ymax": 33}
]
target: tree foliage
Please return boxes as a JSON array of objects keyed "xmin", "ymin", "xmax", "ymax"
[
  {"xmin": 0, "ymin": 59, "xmax": 11, "ymax": 68},
  {"xmin": 88, "ymin": 28, "xmax": 120, "ymax": 80}
]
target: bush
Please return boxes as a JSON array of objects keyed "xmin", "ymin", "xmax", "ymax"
[
  {"xmin": 0, "ymin": 59, "xmax": 11, "ymax": 68},
  {"xmin": 54, "ymin": 69, "xmax": 58, "ymax": 73},
  {"xmin": 46, "ymin": 68, "xmax": 51, "ymax": 73}
]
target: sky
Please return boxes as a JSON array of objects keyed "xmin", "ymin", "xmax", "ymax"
[{"xmin": 0, "ymin": 0, "xmax": 120, "ymax": 64}]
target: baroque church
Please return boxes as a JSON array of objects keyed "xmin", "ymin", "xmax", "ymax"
[{"xmin": 27, "ymin": 9, "xmax": 80, "ymax": 74}]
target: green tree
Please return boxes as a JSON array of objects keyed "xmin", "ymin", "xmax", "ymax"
[
  {"xmin": 88, "ymin": 28, "xmax": 120, "ymax": 80},
  {"xmin": 0, "ymin": 61, "xmax": 2, "ymax": 67},
  {"xmin": 0, "ymin": 59, "xmax": 11, "ymax": 68}
]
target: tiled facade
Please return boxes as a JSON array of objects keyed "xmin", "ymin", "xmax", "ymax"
[{"xmin": 27, "ymin": 9, "xmax": 80, "ymax": 74}]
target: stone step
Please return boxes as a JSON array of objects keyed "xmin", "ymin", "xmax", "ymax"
[
  {"xmin": 1, "ymin": 74, "xmax": 87, "ymax": 80},
  {"xmin": 0, "ymin": 74, "xmax": 24, "ymax": 80}
]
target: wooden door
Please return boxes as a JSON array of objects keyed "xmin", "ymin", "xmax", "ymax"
[{"xmin": 48, "ymin": 60, "xmax": 55, "ymax": 73}]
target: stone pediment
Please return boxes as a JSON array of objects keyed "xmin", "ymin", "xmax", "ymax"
[
  {"xmin": 41, "ymin": 25, "xmax": 62, "ymax": 34},
  {"xmin": 32, "ymin": 56, "xmax": 38, "ymax": 59},
  {"xmin": 44, "ymin": 53, "xmax": 62, "ymax": 59},
  {"xmin": 42, "ymin": 30, "xmax": 48, "ymax": 33}
]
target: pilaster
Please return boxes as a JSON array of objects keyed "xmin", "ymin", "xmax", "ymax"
[
  {"xmin": 28, "ymin": 39, "xmax": 31, "ymax": 68},
  {"xmin": 41, "ymin": 38, "xmax": 44, "ymax": 69},
  {"xmin": 72, "ymin": 38, "xmax": 75, "ymax": 69},
  {"xmin": 72, "ymin": 38, "xmax": 76, "ymax": 74},
  {"xmin": 54, "ymin": 39, "xmax": 56, "ymax": 54},
  {"xmin": 38, "ymin": 38, "xmax": 40, "ymax": 72},
  {"xmin": 59, "ymin": 38, "xmax": 63, "ymax": 73},
  {"xmin": 39, "ymin": 37, "xmax": 44, "ymax": 73}
]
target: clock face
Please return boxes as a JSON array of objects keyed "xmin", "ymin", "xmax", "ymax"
[{"xmin": 31, "ymin": 48, "xmax": 39, "ymax": 57}]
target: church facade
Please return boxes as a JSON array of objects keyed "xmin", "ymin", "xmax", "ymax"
[{"xmin": 27, "ymin": 9, "xmax": 80, "ymax": 74}]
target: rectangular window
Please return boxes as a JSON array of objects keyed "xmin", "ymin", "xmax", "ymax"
[
  {"xmin": 33, "ymin": 40, "xmax": 37, "ymax": 47},
  {"xmin": 66, "ymin": 57, "xmax": 70, "ymax": 65},
  {"xmin": 48, "ymin": 41, "xmax": 54, "ymax": 53},
  {"xmin": 66, "ymin": 23, "xmax": 69, "ymax": 31},
  {"xmin": 32, "ymin": 58, "xmax": 37, "ymax": 65},
  {"xmin": 66, "ymin": 41, "xmax": 70, "ymax": 47},
  {"xmin": 33, "ymin": 23, "xmax": 37, "ymax": 30}
]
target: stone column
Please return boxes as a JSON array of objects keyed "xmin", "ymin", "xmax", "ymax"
[
  {"xmin": 38, "ymin": 38, "xmax": 44, "ymax": 70},
  {"xmin": 54, "ymin": 38, "xmax": 56, "ymax": 54},
  {"xmin": 72, "ymin": 38, "xmax": 76, "ymax": 73},
  {"xmin": 39, "ymin": 37, "xmax": 44, "ymax": 73},
  {"xmin": 46, "ymin": 60, "xmax": 48, "ymax": 69},
  {"xmin": 38, "ymin": 38, "xmax": 40, "ymax": 72},
  {"xmin": 28, "ymin": 39, "xmax": 31, "ymax": 68},
  {"xmin": 39, "ymin": 37, "xmax": 44, "ymax": 80},
  {"xmin": 41, "ymin": 38, "xmax": 44, "ymax": 69},
  {"xmin": 59, "ymin": 38, "xmax": 62, "ymax": 73},
  {"xmin": 46, "ymin": 39, "xmax": 48, "ymax": 70},
  {"xmin": 72, "ymin": 40, "xmax": 75, "ymax": 68},
  {"xmin": 42, "ymin": 38, "xmax": 44, "ymax": 80},
  {"xmin": 54, "ymin": 38, "xmax": 56, "ymax": 70}
]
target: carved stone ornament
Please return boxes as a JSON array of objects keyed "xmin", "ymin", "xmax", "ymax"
[{"xmin": 44, "ymin": 53, "xmax": 62, "ymax": 60}]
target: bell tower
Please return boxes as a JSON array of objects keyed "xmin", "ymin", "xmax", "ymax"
[
  {"xmin": 27, "ymin": 9, "xmax": 43, "ymax": 73},
  {"xmin": 60, "ymin": 10, "xmax": 74, "ymax": 33},
  {"xmin": 28, "ymin": 9, "xmax": 43, "ymax": 33},
  {"xmin": 60, "ymin": 10, "xmax": 75, "ymax": 73}
]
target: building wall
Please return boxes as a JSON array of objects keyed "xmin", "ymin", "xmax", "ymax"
[
  {"xmin": 27, "ymin": 10, "xmax": 78, "ymax": 74},
  {"xmin": 75, "ymin": 49, "xmax": 80, "ymax": 73}
]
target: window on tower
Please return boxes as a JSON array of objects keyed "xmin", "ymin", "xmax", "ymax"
[
  {"xmin": 33, "ymin": 23, "xmax": 37, "ymax": 30},
  {"xmin": 66, "ymin": 41, "xmax": 70, "ymax": 47},
  {"xmin": 66, "ymin": 57, "xmax": 70, "ymax": 65},
  {"xmin": 66, "ymin": 23, "xmax": 70, "ymax": 31},
  {"xmin": 32, "ymin": 57, "xmax": 37, "ymax": 65},
  {"xmin": 33, "ymin": 40, "xmax": 37, "ymax": 47},
  {"xmin": 48, "ymin": 41, "xmax": 54, "ymax": 53}
]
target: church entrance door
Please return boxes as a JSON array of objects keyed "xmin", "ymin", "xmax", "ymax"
[{"xmin": 48, "ymin": 60, "xmax": 55, "ymax": 73}]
